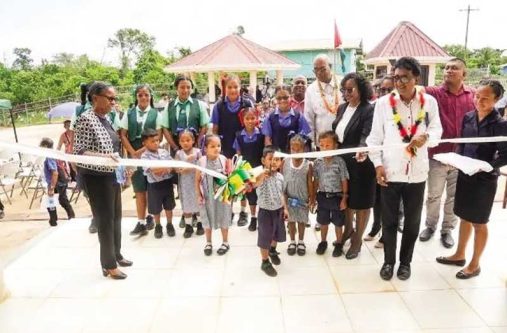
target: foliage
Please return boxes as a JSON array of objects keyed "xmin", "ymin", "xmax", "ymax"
[
  {"xmin": 12, "ymin": 48, "xmax": 34, "ymax": 70},
  {"xmin": 107, "ymin": 28, "xmax": 156, "ymax": 76},
  {"xmin": 443, "ymin": 44, "xmax": 507, "ymax": 75}
]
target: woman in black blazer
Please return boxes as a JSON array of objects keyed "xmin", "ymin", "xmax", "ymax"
[
  {"xmin": 74, "ymin": 82, "xmax": 132, "ymax": 279},
  {"xmin": 332, "ymin": 73, "xmax": 376, "ymax": 259}
]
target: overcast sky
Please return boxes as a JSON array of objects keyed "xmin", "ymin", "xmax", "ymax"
[{"xmin": 1, "ymin": 0, "xmax": 505, "ymax": 66}]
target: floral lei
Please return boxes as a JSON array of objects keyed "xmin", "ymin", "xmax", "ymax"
[
  {"xmin": 317, "ymin": 75, "xmax": 340, "ymax": 115},
  {"xmin": 389, "ymin": 89, "xmax": 426, "ymax": 143}
]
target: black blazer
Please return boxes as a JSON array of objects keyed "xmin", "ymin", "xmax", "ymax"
[{"xmin": 332, "ymin": 102, "xmax": 374, "ymax": 149}]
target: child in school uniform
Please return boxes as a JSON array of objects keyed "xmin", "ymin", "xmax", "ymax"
[
  {"xmin": 233, "ymin": 107, "xmax": 265, "ymax": 231},
  {"xmin": 40, "ymin": 137, "xmax": 75, "ymax": 226},
  {"xmin": 255, "ymin": 146, "xmax": 288, "ymax": 277},
  {"xmin": 211, "ymin": 74, "xmax": 254, "ymax": 226},
  {"xmin": 283, "ymin": 134, "xmax": 313, "ymax": 256},
  {"xmin": 175, "ymin": 128, "xmax": 204, "ymax": 238},
  {"xmin": 196, "ymin": 135, "xmax": 232, "ymax": 256},
  {"xmin": 141, "ymin": 129, "xmax": 176, "ymax": 239},
  {"xmin": 311, "ymin": 131, "xmax": 349, "ymax": 257}
]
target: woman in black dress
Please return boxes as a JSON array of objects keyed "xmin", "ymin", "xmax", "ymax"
[
  {"xmin": 332, "ymin": 73, "xmax": 376, "ymax": 259},
  {"xmin": 436, "ymin": 79, "xmax": 507, "ymax": 279}
]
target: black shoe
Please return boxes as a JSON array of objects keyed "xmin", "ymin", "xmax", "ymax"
[
  {"xmin": 305, "ymin": 223, "xmax": 310, "ymax": 228},
  {"xmin": 196, "ymin": 222, "xmax": 204, "ymax": 235},
  {"xmin": 332, "ymin": 243, "xmax": 343, "ymax": 257},
  {"xmin": 456, "ymin": 267, "xmax": 481, "ymax": 279},
  {"xmin": 88, "ymin": 223, "xmax": 97, "ymax": 234},
  {"xmin": 117, "ymin": 258, "xmax": 133, "ymax": 267},
  {"xmin": 397, "ymin": 264, "xmax": 411, "ymax": 280},
  {"xmin": 315, "ymin": 224, "xmax": 321, "ymax": 232},
  {"xmin": 179, "ymin": 216, "xmax": 185, "ymax": 228},
  {"xmin": 183, "ymin": 224, "xmax": 194, "ymax": 238},
  {"xmin": 441, "ymin": 232, "xmax": 454, "ymax": 248},
  {"xmin": 316, "ymin": 241, "xmax": 328, "ymax": 255},
  {"xmin": 154, "ymin": 224, "xmax": 163, "ymax": 239},
  {"xmin": 145, "ymin": 216, "xmax": 155, "ymax": 230},
  {"xmin": 204, "ymin": 244, "xmax": 212, "ymax": 256},
  {"xmin": 248, "ymin": 217, "xmax": 257, "ymax": 231},
  {"xmin": 166, "ymin": 223, "xmax": 176, "ymax": 237},
  {"xmin": 287, "ymin": 243, "xmax": 297, "ymax": 256},
  {"xmin": 436, "ymin": 256, "xmax": 466, "ymax": 267},
  {"xmin": 261, "ymin": 260, "xmax": 277, "ymax": 277},
  {"xmin": 237, "ymin": 211, "xmax": 248, "ymax": 226},
  {"xmin": 269, "ymin": 249, "xmax": 281, "ymax": 265},
  {"xmin": 380, "ymin": 263, "xmax": 394, "ymax": 280},
  {"xmin": 419, "ymin": 227, "xmax": 435, "ymax": 241},
  {"xmin": 130, "ymin": 222, "xmax": 148, "ymax": 236},
  {"xmin": 102, "ymin": 268, "xmax": 127, "ymax": 280}
]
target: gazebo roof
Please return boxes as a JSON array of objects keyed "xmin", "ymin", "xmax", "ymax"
[
  {"xmin": 365, "ymin": 21, "xmax": 450, "ymax": 64},
  {"xmin": 165, "ymin": 34, "xmax": 300, "ymax": 73}
]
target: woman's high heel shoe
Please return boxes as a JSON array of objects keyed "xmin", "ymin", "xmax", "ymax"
[{"xmin": 102, "ymin": 268, "xmax": 127, "ymax": 280}]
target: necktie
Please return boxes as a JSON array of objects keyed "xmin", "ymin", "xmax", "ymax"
[{"xmin": 177, "ymin": 101, "xmax": 188, "ymax": 128}]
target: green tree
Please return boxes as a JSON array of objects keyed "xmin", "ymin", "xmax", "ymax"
[
  {"xmin": 443, "ymin": 44, "xmax": 473, "ymax": 61},
  {"xmin": 235, "ymin": 25, "xmax": 245, "ymax": 36},
  {"xmin": 12, "ymin": 48, "xmax": 34, "ymax": 70},
  {"xmin": 108, "ymin": 28, "xmax": 156, "ymax": 76}
]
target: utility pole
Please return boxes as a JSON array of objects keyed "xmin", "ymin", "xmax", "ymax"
[{"xmin": 459, "ymin": 4, "xmax": 479, "ymax": 57}]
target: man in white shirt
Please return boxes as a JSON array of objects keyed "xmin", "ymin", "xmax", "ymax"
[
  {"xmin": 304, "ymin": 54, "xmax": 341, "ymax": 145},
  {"xmin": 367, "ymin": 57, "xmax": 442, "ymax": 281}
]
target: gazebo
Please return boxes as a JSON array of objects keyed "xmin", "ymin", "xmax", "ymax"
[
  {"xmin": 365, "ymin": 21, "xmax": 451, "ymax": 86},
  {"xmin": 164, "ymin": 34, "xmax": 300, "ymax": 103}
]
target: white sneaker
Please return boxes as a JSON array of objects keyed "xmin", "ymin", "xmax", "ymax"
[{"xmin": 374, "ymin": 241, "xmax": 384, "ymax": 249}]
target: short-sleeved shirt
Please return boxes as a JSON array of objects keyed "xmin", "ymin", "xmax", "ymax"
[
  {"xmin": 160, "ymin": 97, "xmax": 210, "ymax": 130},
  {"xmin": 119, "ymin": 106, "xmax": 162, "ymax": 138},
  {"xmin": 233, "ymin": 128, "xmax": 261, "ymax": 152},
  {"xmin": 210, "ymin": 96, "xmax": 253, "ymax": 124},
  {"xmin": 44, "ymin": 158, "xmax": 58, "ymax": 185},
  {"xmin": 261, "ymin": 108, "xmax": 311, "ymax": 138},
  {"xmin": 257, "ymin": 172, "xmax": 284, "ymax": 210},
  {"xmin": 141, "ymin": 148, "xmax": 173, "ymax": 183},
  {"xmin": 313, "ymin": 156, "xmax": 349, "ymax": 193}
]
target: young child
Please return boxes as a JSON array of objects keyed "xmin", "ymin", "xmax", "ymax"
[
  {"xmin": 233, "ymin": 107, "xmax": 265, "ymax": 231},
  {"xmin": 255, "ymin": 146, "xmax": 288, "ymax": 277},
  {"xmin": 282, "ymin": 134, "xmax": 313, "ymax": 256},
  {"xmin": 211, "ymin": 74, "xmax": 253, "ymax": 226},
  {"xmin": 196, "ymin": 135, "xmax": 232, "ymax": 256},
  {"xmin": 40, "ymin": 137, "xmax": 75, "ymax": 226},
  {"xmin": 311, "ymin": 131, "xmax": 349, "ymax": 257},
  {"xmin": 141, "ymin": 129, "xmax": 176, "ymax": 239},
  {"xmin": 175, "ymin": 128, "xmax": 204, "ymax": 238}
]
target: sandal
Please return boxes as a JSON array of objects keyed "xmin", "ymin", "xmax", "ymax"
[
  {"xmin": 204, "ymin": 244, "xmax": 212, "ymax": 256},
  {"xmin": 216, "ymin": 243, "xmax": 230, "ymax": 255},
  {"xmin": 296, "ymin": 243, "xmax": 306, "ymax": 256},
  {"xmin": 287, "ymin": 243, "xmax": 297, "ymax": 256}
]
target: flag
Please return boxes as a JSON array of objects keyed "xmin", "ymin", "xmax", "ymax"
[{"xmin": 334, "ymin": 20, "xmax": 342, "ymax": 49}]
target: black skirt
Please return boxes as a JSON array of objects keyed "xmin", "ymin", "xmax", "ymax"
[
  {"xmin": 343, "ymin": 154, "xmax": 376, "ymax": 210},
  {"xmin": 454, "ymin": 171, "xmax": 498, "ymax": 224}
]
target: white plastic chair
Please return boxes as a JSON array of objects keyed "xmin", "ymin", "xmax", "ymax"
[{"xmin": 0, "ymin": 162, "xmax": 21, "ymax": 204}]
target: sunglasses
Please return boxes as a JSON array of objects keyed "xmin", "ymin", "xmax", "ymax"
[
  {"xmin": 393, "ymin": 76, "xmax": 413, "ymax": 84},
  {"xmin": 276, "ymin": 96, "xmax": 290, "ymax": 101},
  {"xmin": 340, "ymin": 88, "xmax": 355, "ymax": 94},
  {"xmin": 100, "ymin": 95, "xmax": 117, "ymax": 102}
]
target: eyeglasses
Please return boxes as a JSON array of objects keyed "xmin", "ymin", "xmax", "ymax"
[
  {"xmin": 340, "ymin": 88, "xmax": 355, "ymax": 94},
  {"xmin": 276, "ymin": 96, "xmax": 290, "ymax": 101},
  {"xmin": 393, "ymin": 76, "xmax": 413, "ymax": 84},
  {"xmin": 100, "ymin": 95, "xmax": 117, "ymax": 102}
]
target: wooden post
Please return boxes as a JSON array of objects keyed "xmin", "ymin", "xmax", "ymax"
[{"xmin": 249, "ymin": 71, "xmax": 257, "ymax": 99}]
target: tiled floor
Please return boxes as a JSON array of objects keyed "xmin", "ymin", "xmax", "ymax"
[{"xmin": 1, "ymin": 204, "xmax": 507, "ymax": 333}]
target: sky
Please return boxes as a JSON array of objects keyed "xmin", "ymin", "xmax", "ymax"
[{"xmin": 1, "ymin": 0, "xmax": 506, "ymax": 67}]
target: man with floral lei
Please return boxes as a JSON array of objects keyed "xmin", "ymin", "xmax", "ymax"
[
  {"xmin": 366, "ymin": 57, "xmax": 442, "ymax": 281},
  {"xmin": 304, "ymin": 54, "xmax": 341, "ymax": 147}
]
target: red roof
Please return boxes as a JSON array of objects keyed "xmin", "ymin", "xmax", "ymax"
[
  {"xmin": 366, "ymin": 21, "xmax": 450, "ymax": 60},
  {"xmin": 166, "ymin": 34, "xmax": 300, "ymax": 72}
]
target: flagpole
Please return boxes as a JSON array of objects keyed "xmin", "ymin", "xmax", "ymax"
[{"xmin": 333, "ymin": 19, "xmax": 337, "ymax": 77}]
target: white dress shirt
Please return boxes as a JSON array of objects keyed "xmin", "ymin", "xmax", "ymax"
[
  {"xmin": 335, "ymin": 105, "xmax": 357, "ymax": 143},
  {"xmin": 366, "ymin": 91, "xmax": 443, "ymax": 183},
  {"xmin": 304, "ymin": 76, "xmax": 340, "ymax": 144}
]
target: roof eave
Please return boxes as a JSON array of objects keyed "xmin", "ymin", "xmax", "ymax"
[
  {"xmin": 164, "ymin": 63, "xmax": 301, "ymax": 73},
  {"xmin": 364, "ymin": 56, "xmax": 453, "ymax": 65}
]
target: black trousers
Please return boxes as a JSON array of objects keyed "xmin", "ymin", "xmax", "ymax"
[
  {"xmin": 381, "ymin": 181, "xmax": 425, "ymax": 265},
  {"xmin": 82, "ymin": 173, "xmax": 122, "ymax": 269},
  {"xmin": 56, "ymin": 184, "xmax": 75, "ymax": 218}
]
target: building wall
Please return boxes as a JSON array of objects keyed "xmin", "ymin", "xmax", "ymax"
[{"xmin": 271, "ymin": 49, "xmax": 356, "ymax": 80}]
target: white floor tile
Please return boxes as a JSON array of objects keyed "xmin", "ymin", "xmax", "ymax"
[
  {"xmin": 222, "ymin": 266, "xmax": 279, "ymax": 297},
  {"xmin": 150, "ymin": 297, "xmax": 219, "ymax": 333},
  {"xmin": 341, "ymin": 292, "xmax": 419, "ymax": 332},
  {"xmin": 329, "ymin": 264, "xmax": 395, "ymax": 293},
  {"xmin": 165, "ymin": 267, "xmax": 223, "ymax": 297},
  {"xmin": 50, "ymin": 269, "xmax": 113, "ymax": 298},
  {"xmin": 282, "ymin": 295, "xmax": 353, "ymax": 333},
  {"xmin": 391, "ymin": 263, "xmax": 450, "ymax": 291},
  {"xmin": 106, "ymin": 269, "xmax": 172, "ymax": 298},
  {"xmin": 458, "ymin": 288, "xmax": 507, "ymax": 326},
  {"xmin": 400, "ymin": 290, "xmax": 486, "ymax": 329},
  {"xmin": 0, "ymin": 298, "xmax": 45, "ymax": 333},
  {"xmin": 216, "ymin": 297, "xmax": 284, "ymax": 333},
  {"xmin": 277, "ymin": 266, "xmax": 337, "ymax": 296},
  {"xmin": 175, "ymin": 245, "xmax": 227, "ymax": 269},
  {"xmin": 4, "ymin": 268, "xmax": 64, "ymax": 298}
]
